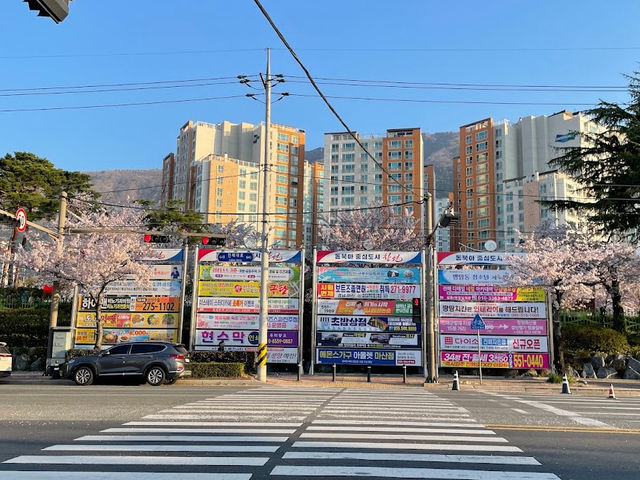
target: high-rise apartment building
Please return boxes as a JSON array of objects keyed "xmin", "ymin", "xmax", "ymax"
[
  {"xmin": 322, "ymin": 128, "xmax": 426, "ymax": 239},
  {"xmin": 161, "ymin": 120, "xmax": 307, "ymax": 249},
  {"xmin": 303, "ymin": 160, "xmax": 324, "ymax": 249},
  {"xmin": 452, "ymin": 111, "xmax": 603, "ymax": 251}
]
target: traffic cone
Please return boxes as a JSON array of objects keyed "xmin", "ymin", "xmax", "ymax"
[
  {"xmin": 561, "ymin": 373, "xmax": 571, "ymax": 394},
  {"xmin": 452, "ymin": 370, "xmax": 460, "ymax": 391},
  {"xmin": 608, "ymin": 384, "xmax": 616, "ymax": 399}
]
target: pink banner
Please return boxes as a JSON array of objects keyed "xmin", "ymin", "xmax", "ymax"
[
  {"xmin": 439, "ymin": 318, "xmax": 547, "ymax": 335},
  {"xmin": 440, "ymin": 351, "xmax": 550, "ymax": 369},
  {"xmin": 438, "ymin": 285, "xmax": 545, "ymax": 302}
]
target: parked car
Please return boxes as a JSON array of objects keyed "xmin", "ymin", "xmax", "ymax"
[
  {"xmin": 0, "ymin": 342, "xmax": 11, "ymax": 378},
  {"xmin": 65, "ymin": 341, "xmax": 190, "ymax": 386}
]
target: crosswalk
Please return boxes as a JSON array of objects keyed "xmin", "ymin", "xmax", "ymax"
[
  {"xmin": 0, "ymin": 386, "xmax": 561, "ymax": 479},
  {"xmin": 483, "ymin": 391, "xmax": 640, "ymax": 428}
]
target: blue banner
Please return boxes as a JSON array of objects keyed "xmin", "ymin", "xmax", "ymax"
[
  {"xmin": 316, "ymin": 348, "xmax": 421, "ymax": 366},
  {"xmin": 318, "ymin": 267, "xmax": 421, "ymax": 284}
]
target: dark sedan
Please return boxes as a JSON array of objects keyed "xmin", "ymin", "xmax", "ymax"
[{"xmin": 65, "ymin": 341, "xmax": 190, "ymax": 386}]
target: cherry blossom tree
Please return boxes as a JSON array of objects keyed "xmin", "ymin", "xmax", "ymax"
[
  {"xmin": 320, "ymin": 205, "xmax": 422, "ymax": 251},
  {"xmin": 15, "ymin": 208, "xmax": 157, "ymax": 349}
]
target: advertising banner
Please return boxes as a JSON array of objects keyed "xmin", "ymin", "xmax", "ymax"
[
  {"xmin": 104, "ymin": 280, "xmax": 182, "ymax": 296},
  {"xmin": 199, "ymin": 265, "xmax": 299, "ymax": 282},
  {"xmin": 317, "ymin": 332, "xmax": 419, "ymax": 348},
  {"xmin": 78, "ymin": 295, "xmax": 180, "ymax": 313},
  {"xmin": 198, "ymin": 249, "xmax": 302, "ymax": 263},
  {"xmin": 196, "ymin": 314, "xmax": 299, "ymax": 331},
  {"xmin": 317, "ymin": 348, "xmax": 422, "ymax": 366},
  {"xmin": 198, "ymin": 281, "xmax": 299, "ymax": 298},
  {"xmin": 440, "ymin": 334, "xmax": 548, "ymax": 352},
  {"xmin": 440, "ymin": 301, "xmax": 546, "ymax": 319},
  {"xmin": 438, "ymin": 286, "xmax": 545, "ymax": 302},
  {"xmin": 76, "ymin": 312, "xmax": 179, "ymax": 329},
  {"xmin": 197, "ymin": 297, "xmax": 299, "ymax": 314},
  {"xmin": 317, "ymin": 251, "xmax": 422, "ymax": 264},
  {"xmin": 194, "ymin": 346, "xmax": 298, "ymax": 364},
  {"xmin": 438, "ymin": 269, "xmax": 511, "ymax": 285},
  {"xmin": 317, "ymin": 299, "xmax": 413, "ymax": 316},
  {"xmin": 440, "ymin": 351, "xmax": 550, "ymax": 369},
  {"xmin": 317, "ymin": 315, "xmax": 418, "ymax": 333},
  {"xmin": 317, "ymin": 283, "xmax": 420, "ymax": 300},
  {"xmin": 437, "ymin": 252, "xmax": 526, "ymax": 266},
  {"xmin": 439, "ymin": 318, "xmax": 547, "ymax": 336},
  {"xmin": 317, "ymin": 267, "xmax": 421, "ymax": 284},
  {"xmin": 74, "ymin": 328, "xmax": 178, "ymax": 346},
  {"xmin": 196, "ymin": 329, "xmax": 298, "ymax": 348},
  {"xmin": 144, "ymin": 249, "xmax": 184, "ymax": 262}
]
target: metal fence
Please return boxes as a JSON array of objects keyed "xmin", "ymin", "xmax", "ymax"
[{"xmin": 560, "ymin": 311, "xmax": 640, "ymax": 332}]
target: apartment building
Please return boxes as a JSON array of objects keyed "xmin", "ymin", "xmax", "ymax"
[
  {"xmin": 161, "ymin": 120, "xmax": 306, "ymax": 249},
  {"xmin": 452, "ymin": 111, "xmax": 603, "ymax": 251},
  {"xmin": 302, "ymin": 160, "xmax": 324, "ymax": 249},
  {"xmin": 323, "ymin": 128, "xmax": 425, "ymax": 234}
]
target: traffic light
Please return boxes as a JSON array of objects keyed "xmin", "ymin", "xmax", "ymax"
[
  {"xmin": 201, "ymin": 235, "xmax": 226, "ymax": 246},
  {"xmin": 143, "ymin": 234, "xmax": 170, "ymax": 244},
  {"xmin": 23, "ymin": 0, "xmax": 69, "ymax": 23},
  {"xmin": 412, "ymin": 298, "xmax": 421, "ymax": 324}
]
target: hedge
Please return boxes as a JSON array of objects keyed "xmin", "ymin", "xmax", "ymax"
[
  {"xmin": 0, "ymin": 307, "xmax": 50, "ymax": 347},
  {"xmin": 190, "ymin": 362, "xmax": 244, "ymax": 378},
  {"xmin": 188, "ymin": 350, "xmax": 256, "ymax": 374},
  {"xmin": 562, "ymin": 324, "xmax": 631, "ymax": 355}
]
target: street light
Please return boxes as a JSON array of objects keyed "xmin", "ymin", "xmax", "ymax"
[{"xmin": 424, "ymin": 195, "xmax": 458, "ymax": 383}]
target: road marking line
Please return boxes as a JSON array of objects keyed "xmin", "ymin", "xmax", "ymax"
[
  {"xmin": 486, "ymin": 424, "xmax": 640, "ymax": 434},
  {"xmin": 141, "ymin": 414, "xmax": 307, "ymax": 420},
  {"xmin": 292, "ymin": 441, "xmax": 522, "ymax": 452},
  {"xmin": 5, "ymin": 455, "xmax": 268, "ymax": 466},
  {"xmin": 270, "ymin": 465, "xmax": 558, "ymax": 479},
  {"xmin": 282, "ymin": 451, "xmax": 540, "ymax": 465},
  {"xmin": 306, "ymin": 426, "xmax": 496, "ymax": 435},
  {"xmin": 0, "ymin": 473, "xmax": 250, "ymax": 480},
  {"xmin": 102, "ymin": 428, "xmax": 296, "ymax": 434},
  {"xmin": 44, "ymin": 444, "xmax": 279, "ymax": 452},
  {"xmin": 299, "ymin": 432, "xmax": 507, "ymax": 442},
  {"xmin": 75, "ymin": 435, "xmax": 288, "ymax": 442},
  {"xmin": 312, "ymin": 420, "xmax": 480, "ymax": 427},
  {"xmin": 124, "ymin": 421, "xmax": 301, "ymax": 427},
  {"xmin": 512, "ymin": 408, "xmax": 529, "ymax": 414}
]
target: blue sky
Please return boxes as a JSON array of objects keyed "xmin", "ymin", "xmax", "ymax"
[{"xmin": 1, "ymin": 0, "xmax": 639, "ymax": 172}]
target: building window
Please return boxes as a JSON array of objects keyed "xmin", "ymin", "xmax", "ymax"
[
  {"xmin": 405, "ymin": 139, "xmax": 413, "ymax": 148},
  {"xmin": 466, "ymin": 199, "xmax": 474, "ymax": 208},
  {"xmin": 331, "ymin": 154, "xmax": 339, "ymax": 163},
  {"xmin": 277, "ymin": 143, "xmax": 289, "ymax": 152},
  {"xmin": 342, "ymin": 153, "xmax": 355, "ymax": 161},
  {"xmin": 388, "ymin": 151, "xmax": 402, "ymax": 159},
  {"xmin": 404, "ymin": 161, "xmax": 413, "ymax": 170},
  {"xmin": 465, "ymin": 145, "xmax": 473, "ymax": 154},
  {"xmin": 476, "ymin": 141, "xmax": 488, "ymax": 152},
  {"xmin": 477, "ymin": 207, "xmax": 489, "ymax": 217},
  {"xmin": 278, "ymin": 132, "xmax": 289, "ymax": 142},
  {"xmin": 477, "ymin": 163, "xmax": 488, "ymax": 174},
  {"xmin": 389, "ymin": 140, "xmax": 402, "ymax": 149},
  {"xmin": 476, "ymin": 131, "xmax": 488, "ymax": 141},
  {"xmin": 404, "ymin": 173, "xmax": 413, "ymax": 181},
  {"xmin": 331, "ymin": 144, "xmax": 339, "ymax": 152},
  {"xmin": 389, "ymin": 162, "xmax": 402, "ymax": 170},
  {"xmin": 465, "ymin": 135, "xmax": 472, "ymax": 144},
  {"xmin": 495, "ymin": 128, "xmax": 502, "ymax": 137},
  {"xmin": 343, "ymin": 143, "xmax": 355, "ymax": 151},
  {"xmin": 404, "ymin": 151, "xmax": 413, "ymax": 160},
  {"xmin": 467, "ymin": 221, "xmax": 474, "ymax": 229},
  {"xmin": 466, "ymin": 178, "xmax": 473, "ymax": 187},
  {"xmin": 477, "ymin": 153, "xmax": 488, "ymax": 163},
  {"xmin": 478, "ymin": 218, "xmax": 490, "ymax": 228},
  {"xmin": 476, "ymin": 174, "xmax": 489, "ymax": 184},
  {"xmin": 466, "ymin": 167, "xmax": 473, "ymax": 175},
  {"xmin": 466, "ymin": 156, "xmax": 473, "ymax": 165}
]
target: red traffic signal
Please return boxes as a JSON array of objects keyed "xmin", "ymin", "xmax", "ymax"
[
  {"xmin": 201, "ymin": 236, "xmax": 226, "ymax": 246},
  {"xmin": 144, "ymin": 234, "xmax": 170, "ymax": 243}
]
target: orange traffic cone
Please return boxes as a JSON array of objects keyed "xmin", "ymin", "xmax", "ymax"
[{"xmin": 608, "ymin": 384, "xmax": 616, "ymax": 399}]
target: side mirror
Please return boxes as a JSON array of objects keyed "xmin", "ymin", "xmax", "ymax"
[{"xmin": 100, "ymin": 350, "xmax": 111, "ymax": 356}]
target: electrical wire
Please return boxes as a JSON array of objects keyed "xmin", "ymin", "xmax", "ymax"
[{"xmin": 251, "ymin": 0, "xmax": 422, "ymax": 201}]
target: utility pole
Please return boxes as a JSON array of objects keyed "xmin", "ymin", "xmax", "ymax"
[
  {"xmin": 46, "ymin": 191, "xmax": 67, "ymax": 374},
  {"xmin": 257, "ymin": 48, "xmax": 272, "ymax": 382},
  {"xmin": 424, "ymin": 192, "xmax": 438, "ymax": 383}
]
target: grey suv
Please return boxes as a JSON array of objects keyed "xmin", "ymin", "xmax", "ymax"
[{"xmin": 66, "ymin": 341, "xmax": 190, "ymax": 386}]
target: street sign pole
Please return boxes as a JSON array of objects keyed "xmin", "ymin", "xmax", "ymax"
[{"xmin": 470, "ymin": 313, "xmax": 486, "ymax": 385}]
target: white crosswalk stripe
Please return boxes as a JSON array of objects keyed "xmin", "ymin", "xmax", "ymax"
[
  {"xmin": 275, "ymin": 388, "xmax": 560, "ymax": 479},
  {"xmin": 0, "ymin": 386, "xmax": 562, "ymax": 479}
]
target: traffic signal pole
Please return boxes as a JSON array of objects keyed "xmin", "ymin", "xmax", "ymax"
[
  {"xmin": 425, "ymin": 192, "xmax": 438, "ymax": 383},
  {"xmin": 257, "ymin": 48, "xmax": 272, "ymax": 382}
]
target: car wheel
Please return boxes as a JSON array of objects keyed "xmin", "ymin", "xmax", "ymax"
[
  {"xmin": 146, "ymin": 366, "xmax": 165, "ymax": 386},
  {"xmin": 73, "ymin": 366, "xmax": 94, "ymax": 386},
  {"xmin": 165, "ymin": 376, "xmax": 178, "ymax": 385}
]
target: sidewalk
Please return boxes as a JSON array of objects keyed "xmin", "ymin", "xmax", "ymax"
[{"xmin": 5, "ymin": 370, "xmax": 640, "ymax": 396}]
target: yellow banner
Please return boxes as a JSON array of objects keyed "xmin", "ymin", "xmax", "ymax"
[
  {"xmin": 74, "ymin": 328, "xmax": 178, "ymax": 345},
  {"xmin": 515, "ymin": 287, "xmax": 546, "ymax": 302},
  {"xmin": 76, "ymin": 312, "xmax": 179, "ymax": 328},
  {"xmin": 198, "ymin": 281, "xmax": 300, "ymax": 298}
]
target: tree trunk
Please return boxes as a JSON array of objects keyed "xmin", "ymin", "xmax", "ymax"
[
  {"xmin": 552, "ymin": 288, "xmax": 565, "ymax": 373},
  {"xmin": 610, "ymin": 277, "xmax": 625, "ymax": 333}
]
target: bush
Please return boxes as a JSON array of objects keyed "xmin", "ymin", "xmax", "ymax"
[
  {"xmin": 547, "ymin": 373, "xmax": 576, "ymax": 384},
  {"xmin": 190, "ymin": 362, "xmax": 244, "ymax": 378},
  {"xmin": 562, "ymin": 324, "xmax": 630, "ymax": 355},
  {"xmin": 65, "ymin": 348, "xmax": 99, "ymax": 362},
  {"xmin": 189, "ymin": 350, "xmax": 256, "ymax": 374},
  {"xmin": 0, "ymin": 307, "xmax": 50, "ymax": 347}
]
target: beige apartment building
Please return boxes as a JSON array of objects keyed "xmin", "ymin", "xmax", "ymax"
[
  {"xmin": 451, "ymin": 110, "xmax": 602, "ymax": 251},
  {"xmin": 161, "ymin": 120, "xmax": 308, "ymax": 249}
]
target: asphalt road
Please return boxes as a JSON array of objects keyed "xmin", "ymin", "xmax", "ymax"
[{"xmin": 1, "ymin": 382, "xmax": 639, "ymax": 479}]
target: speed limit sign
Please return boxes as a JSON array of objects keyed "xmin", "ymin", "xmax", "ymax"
[{"xmin": 16, "ymin": 208, "xmax": 27, "ymax": 232}]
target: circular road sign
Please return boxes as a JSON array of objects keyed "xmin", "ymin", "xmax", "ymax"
[{"xmin": 16, "ymin": 208, "xmax": 27, "ymax": 232}]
